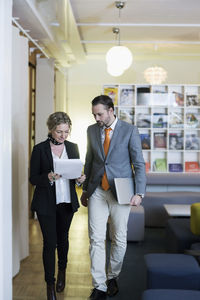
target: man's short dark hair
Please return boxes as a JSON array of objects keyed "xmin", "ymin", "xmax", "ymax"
[{"xmin": 92, "ymin": 95, "xmax": 114, "ymax": 110}]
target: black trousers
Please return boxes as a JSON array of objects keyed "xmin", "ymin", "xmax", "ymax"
[{"xmin": 37, "ymin": 203, "xmax": 74, "ymax": 285}]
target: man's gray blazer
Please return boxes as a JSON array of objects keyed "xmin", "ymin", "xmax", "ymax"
[{"xmin": 83, "ymin": 119, "xmax": 146, "ymax": 199}]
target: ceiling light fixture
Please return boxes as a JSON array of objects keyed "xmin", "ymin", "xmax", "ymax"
[
  {"xmin": 106, "ymin": 1, "xmax": 133, "ymax": 77},
  {"xmin": 144, "ymin": 66, "xmax": 167, "ymax": 85}
]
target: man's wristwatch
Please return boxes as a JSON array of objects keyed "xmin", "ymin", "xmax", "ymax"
[{"xmin": 136, "ymin": 193, "xmax": 144, "ymax": 199}]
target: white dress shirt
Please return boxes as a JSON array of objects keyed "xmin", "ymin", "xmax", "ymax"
[
  {"xmin": 52, "ymin": 147, "xmax": 71, "ymax": 204},
  {"xmin": 101, "ymin": 117, "xmax": 118, "ymax": 144}
]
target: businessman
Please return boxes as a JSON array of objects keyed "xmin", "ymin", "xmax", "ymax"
[{"xmin": 81, "ymin": 95, "xmax": 146, "ymax": 300}]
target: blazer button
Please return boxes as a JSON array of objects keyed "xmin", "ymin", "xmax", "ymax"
[{"xmin": 105, "ymin": 163, "xmax": 108, "ymax": 165}]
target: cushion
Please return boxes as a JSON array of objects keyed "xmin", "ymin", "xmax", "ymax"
[
  {"xmin": 142, "ymin": 289, "xmax": 200, "ymax": 300},
  {"xmin": 144, "ymin": 253, "xmax": 200, "ymax": 290},
  {"xmin": 190, "ymin": 203, "xmax": 200, "ymax": 235}
]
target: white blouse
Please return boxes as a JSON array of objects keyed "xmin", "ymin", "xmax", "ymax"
[{"xmin": 52, "ymin": 147, "xmax": 71, "ymax": 204}]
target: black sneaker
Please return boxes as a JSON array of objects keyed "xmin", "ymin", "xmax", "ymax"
[
  {"xmin": 107, "ymin": 278, "xmax": 119, "ymax": 297},
  {"xmin": 89, "ymin": 288, "xmax": 107, "ymax": 300}
]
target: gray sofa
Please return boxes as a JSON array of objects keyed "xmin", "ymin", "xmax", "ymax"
[{"xmin": 142, "ymin": 173, "xmax": 200, "ymax": 227}]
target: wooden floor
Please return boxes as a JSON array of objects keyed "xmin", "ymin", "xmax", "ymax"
[{"xmin": 13, "ymin": 190, "xmax": 92, "ymax": 299}]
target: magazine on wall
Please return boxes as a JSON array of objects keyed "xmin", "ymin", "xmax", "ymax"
[
  {"xmin": 104, "ymin": 86, "xmax": 118, "ymax": 106},
  {"xmin": 119, "ymin": 108, "xmax": 134, "ymax": 124},
  {"xmin": 136, "ymin": 114, "xmax": 151, "ymax": 128},
  {"xmin": 145, "ymin": 162, "xmax": 150, "ymax": 172},
  {"xmin": 185, "ymin": 161, "xmax": 200, "ymax": 172},
  {"xmin": 186, "ymin": 95, "xmax": 200, "ymax": 106},
  {"xmin": 185, "ymin": 133, "xmax": 200, "ymax": 150},
  {"xmin": 185, "ymin": 113, "xmax": 200, "ymax": 128},
  {"xmin": 120, "ymin": 88, "xmax": 135, "ymax": 106},
  {"xmin": 169, "ymin": 133, "xmax": 183, "ymax": 150},
  {"xmin": 169, "ymin": 112, "xmax": 184, "ymax": 128},
  {"xmin": 169, "ymin": 163, "xmax": 183, "ymax": 172},
  {"xmin": 153, "ymin": 113, "xmax": 168, "ymax": 128},
  {"xmin": 140, "ymin": 133, "xmax": 151, "ymax": 149},
  {"xmin": 172, "ymin": 92, "xmax": 184, "ymax": 107},
  {"xmin": 154, "ymin": 132, "xmax": 167, "ymax": 149},
  {"xmin": 153, "ymin": 158, "xmax": 167, "ymax": 172}
]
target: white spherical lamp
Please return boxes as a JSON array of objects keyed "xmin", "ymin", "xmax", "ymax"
[
  {"xmin": 106, "ymin": 45, "xmax": 133, "ymax": 71},
  {"xmin": 107, "ymin": 64, "xmax": 124, "ymax": 77}
]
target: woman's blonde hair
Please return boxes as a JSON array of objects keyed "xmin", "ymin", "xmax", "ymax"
[{"xmin": 47, "ymin": 112, "xmax": 72, "ymax": 132}]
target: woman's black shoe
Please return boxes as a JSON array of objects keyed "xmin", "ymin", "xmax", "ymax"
[
  {"xmin": 56, "ymin": 269, "xmax": 66, "ymax": 293},
  {"xmin": 47, "ymin": 284, "xmax": 57, "ymax": 300}
]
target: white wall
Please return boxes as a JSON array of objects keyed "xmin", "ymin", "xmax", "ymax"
[
  {"xmin": 0, "ymin": 0, "xmax": 13, "ymax": 299},
  {"xmin": 35, "ymin": 58, "xmax": 55, "ymax": 143},
  {"xmin": 68, "ymin": 57, "xmax": 200, "ymax": 161},
  {"xmin": 12, "ymin": 26, "xmax": 29, "ymax": 277}
]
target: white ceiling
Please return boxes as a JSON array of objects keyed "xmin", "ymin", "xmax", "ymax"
[{"xmin": 12, "ymin": 0, "xmax": 200, "ymax": 68}]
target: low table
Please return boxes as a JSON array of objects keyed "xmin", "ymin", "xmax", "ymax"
[{"xmin": 164, "ymin": 204, "xmax": 191, "ymax": 217}]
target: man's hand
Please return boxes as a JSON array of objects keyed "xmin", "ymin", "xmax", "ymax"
[
  {"xmin": 130, "ymin": 194, "xmax": 142, "ymax": 207},
  {"xmin": 80, "ymin": 192, "xmax": 88, "ymax": 207}
]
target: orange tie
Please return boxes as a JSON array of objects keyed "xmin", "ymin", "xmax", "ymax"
[{"xmin": 102, "ymin": 128, "xmax": 112, "ymax": 190}]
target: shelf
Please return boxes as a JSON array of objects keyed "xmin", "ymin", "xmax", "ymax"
[{"xmin": 103, "ymin": 84, "xmax": 200, "ymax": 173}]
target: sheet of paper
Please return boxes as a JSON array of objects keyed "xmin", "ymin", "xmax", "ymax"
[{"xmin": 54, "ymin": 159, "xmax": 83, "ymax": 179}]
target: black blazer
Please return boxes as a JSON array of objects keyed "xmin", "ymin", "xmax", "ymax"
[{"xmin": 29, "ymin": 139, "xmax": 80, "ymax": 216}]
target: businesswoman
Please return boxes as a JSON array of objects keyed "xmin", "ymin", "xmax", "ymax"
[{"xmin": 30, "ymin": 112, "xmax": 85, "ymax": 300}]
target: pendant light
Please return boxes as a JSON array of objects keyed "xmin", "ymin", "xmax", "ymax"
[
  {"xmin": 106, "ymin": 1, "xmax": 133, "ymax": 76},
  {"xmin": 144, "ymin": 66, "xmax": 167, "ymax": 85}
]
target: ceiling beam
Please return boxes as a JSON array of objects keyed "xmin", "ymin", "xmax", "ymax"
[
  {"xmin": 81, "ymin": 40, "xmax": 200, "ymax": 45},
  {"xmin": 77, "ymin": 23, "xmax": 200, "ymax": 28}
]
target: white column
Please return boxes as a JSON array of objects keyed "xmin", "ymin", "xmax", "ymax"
[
  {"xmin": 35, "ymin": 58, "xmax": 55, "ymax": 143},
  {"xmin": 0, "ymin": 0, "xmax": 13, "ymax": 299},
  {"xmin": 12, "ymin": 26, "xmax": 29, "ymax": 277},
  {"xmin": 55, "ymin": 69, "xmax": 68, "ymax": 112}
]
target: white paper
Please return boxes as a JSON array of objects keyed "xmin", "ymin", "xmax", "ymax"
[{"xmin": 54, "ymin": 159, "xmax": 83, "ymax": 179}]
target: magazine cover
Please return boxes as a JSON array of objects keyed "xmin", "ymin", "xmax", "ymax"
[
  {"xmin": 119, "ymin": 108, "xmax": 134, "ymax": 124},
  {"xmin": 169, "ymin": 163, "xmax": 183, "ymax": 172},
  {"xmin": 173, "ymin": 92, "xmax": 184, "ymax": 107},
  {"xmin": 185, "ymin": 133, "xmax": 200, "ymax": 150},
  {"xmin": 186, "ymin": 95, "xmax": 200, "ymax": 106},
  {"xmin": 120, "ymin": 88, "xmax": 135, "ymax": 106},
  {"xmin": 169, "ymin": 133, "xmax": 183, "ymax": 150},
  {"xmin": 186, "ymin": 113, "xmax": 200, "ymax": 128},
  {"xmin": 104, "ymin": 87, "xmax": 118, "ymax": 106},
  {"xmin": 140, "ymin": 133, "xmax": 151, "ymax": 149},
  {"xmin": 154, "ymin": 132, "xmax": 167, "ymax": 149},
  {"xmin": 136, "ymin": 114, "xmax": 151, "ymax": 128},
  {"xmin": 153, "ymin": 113, "xmax": 168, "ymax": 128},
  {"xmin": 185, "ymin": 161, "xmax": 200, "ymax": 172},
  {"xmin": 145, "ymin": 162, "xmax": 150, "ymax": 172},
  {"xmin": 153, "ymin": 158, "xmax": 167, "ymax": 172},
  {"xmin": 169, "ymin": 112, "xmax": 184, "ymax": 128}
]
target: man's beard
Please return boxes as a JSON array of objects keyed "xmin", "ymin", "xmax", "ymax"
[{"xmin": 97, "ymin": 121, "xmax": 104, "ymax": 127}]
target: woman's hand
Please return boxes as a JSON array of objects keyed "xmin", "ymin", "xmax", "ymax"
[
  {"xmin": 80, "ymin": 191, "xmax": 88, "ymax": 207},
  {"xmin": 48, "ymin": 171, "xmax": 61, "ymax": 182},
  {"xmin": 76, "ymin": 174, "xmax": 86, "ymax": 184}
]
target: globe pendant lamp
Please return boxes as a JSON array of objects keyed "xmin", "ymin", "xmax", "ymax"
[
  {"xmin": 106, "ymin": 43, "xmax": 133, "ymax": 71},
  {"xmin": 106, "ymin": 2, "xmax": 133, "ymax": 76}
]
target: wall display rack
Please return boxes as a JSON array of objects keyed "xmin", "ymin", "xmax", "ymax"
[{"xmin": 103, "ymin": 84, "xmax": 200, "ymax": 173}]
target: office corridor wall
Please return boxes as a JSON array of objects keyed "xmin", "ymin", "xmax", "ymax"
[
  {"xmin": 0, "ymin": 1, "xmax": 12, "ymax": 298},
  {"xmin": 12, "ymin": 26, "xmax": 29, "ymax": 277}
]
